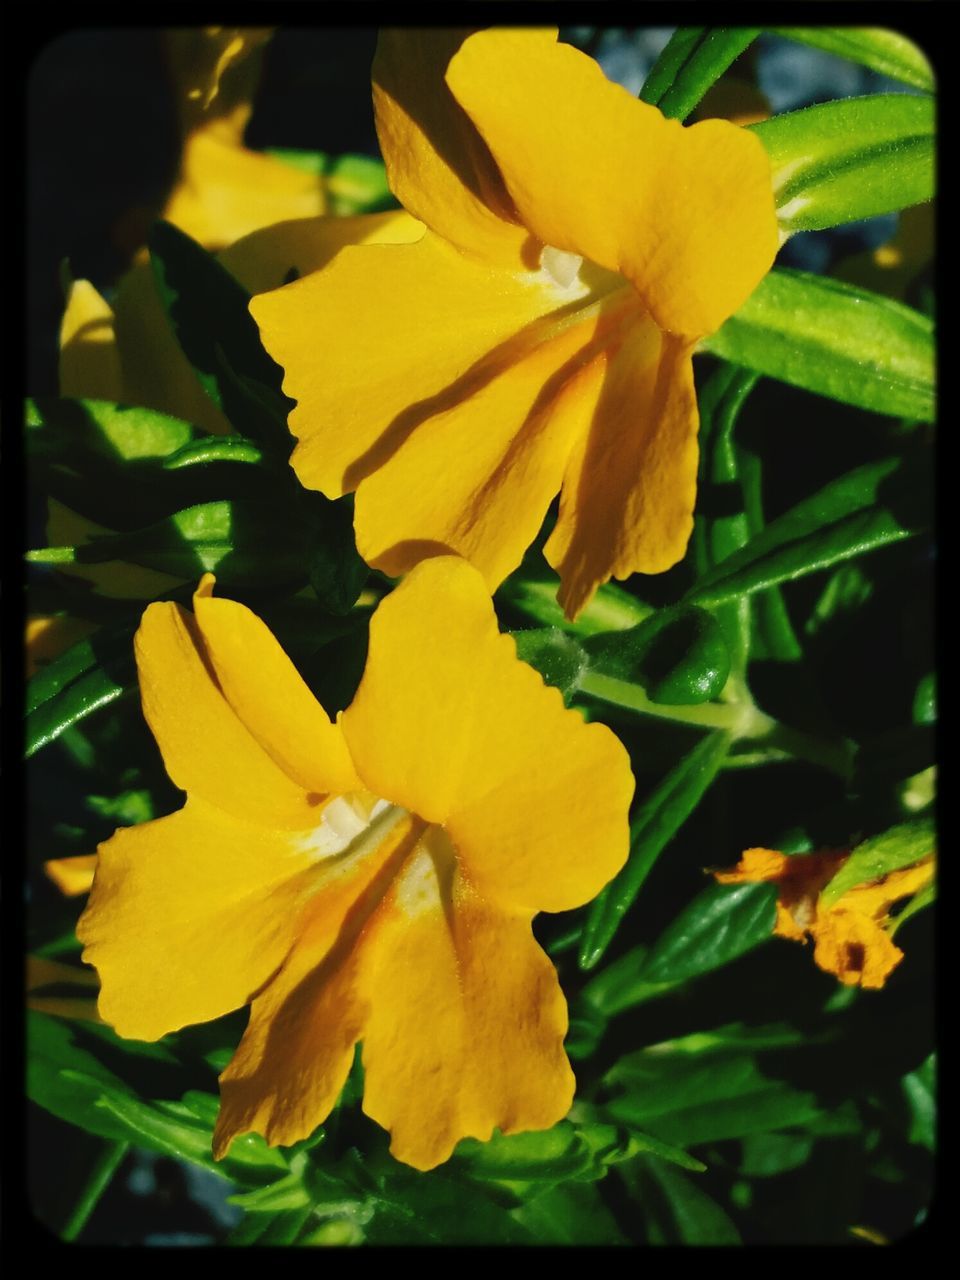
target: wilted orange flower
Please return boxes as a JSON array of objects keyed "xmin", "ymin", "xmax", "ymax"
[
  {"xmin": 714, "ymin": 847, "xmax": 935, "ymax": 989},
  {"xmin": 252, "ymin": 27, "xmax": 778, "ymax": 617},
  {"xmin": 76, "ymin": 556, "xmax": 633, "ymax": 1169}
]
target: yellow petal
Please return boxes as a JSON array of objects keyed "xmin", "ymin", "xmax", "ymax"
[
  {"xmin": 44, "ymin": 854, "xmax": 98, "ymax": 897},
  {"xmin": 544, "ymin": 318, "xmax": 699, "ymax": 619},
  {"xmin": 221, "ymin": 209, "xmax": 423, "ymax": 297},
  {"xmin": 215, "ymin": 809, "xmax": 425, "ymax": 1157},
  {"xmin": 372, "ymin": 29, "xmax": 532, "ymax": 267},
  {"xmin": 191, "ymin": 577, "xmax": 360, "ymax": 796},
  {"xmin": 78, "ymin": 798, "xmax": 324, "ymax": 1040},
  {"xmin": 252, "ymin": 229, "xmax": 589, "ymax": 499},
  {"xmin": 811, "ymin": 907, "xmax": 904, "ymax": 989},
  {"xmin": 112, "ymin": 263, "xmax": 232, "ymax": 435},
  {"xmin": 163, "ymin": 129, "xmax": 327, "ymax": 253},
  {"xmin": 58, "ymin": 280, "xmax": 123, "ymax": 402},
  {"xmin": 837, "ymin": 858, "xmax": 934, "ymax": 922},
  {"xmin": 353, "ymin": 299, "xmax": 607, "ymax": 590},
  {"xmin": 362, "ymin": 842, "xmax": 574, "ymax": 1170},
  {"xmin": 134, "ymin": 598, "xmax": 322, "ymax": 828},
  {"xmin": 342, "ymin": 556, "xmax": 633, "ymax": 912},
  {"xmin": 447, "ymin": 28, "xmax": 778, "ymax": 336}
]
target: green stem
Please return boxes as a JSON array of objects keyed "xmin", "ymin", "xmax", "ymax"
[
  {"xmin": 26, "ymin": 546, "xmax": 77, "ymax": 565},
  {"xmin": 61, "ymin": 1141, "xmax": 129, "ymax": 1243},
  {"xmin": 579, "ymin": 671, "xmax": 771, "ymax": 736},
  {"xmin": 578, "ymin": 671, "xmax": 854, "ymax": 779}
]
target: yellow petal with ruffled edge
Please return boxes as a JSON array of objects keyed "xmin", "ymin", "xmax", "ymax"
[
  {"xmin": 58, "ymin": 280, "xmax": 123, "ymax": 402},
  {"xmin": 544, "ymin": 316, "xmax": 699, "ymax": 618},
  {"xmin": 191, "ymin": 575, "xmax": 360, "ymax": 796},
  {"xmin": 362, "ymin": 848, "xmax": 574, "ymax": 1170},
  {"xmin": 252, "ymin": 229, "xmax": 592, "ymax": 500},
  {"xmin": 214, "ymin": 808, "xmax": 425, "ymax": 1157},
  {"xmin": 77, "ymin": 798, "xmax": 326, "ymax": 1040},
  {"xmin": 341, "ymin": 556, "xmax": 633, "ymax": 912},
  {"xmin": 447, "ymin": 28, "xmax": 778, "ymax": 337},
  {"xmin": 134, "ymin": 598, "xmax": 324, "ymax": 828},
  {"xmin": 811, "ymin": 908, "xmax": 904, "ymax": 989},
  {"xmin": 372, "ymin": 28, "xmax": 533, "ymax": 267},
  {"xmin": 353, "ymin": 303, "xmax": 606, "ymax": 590}
]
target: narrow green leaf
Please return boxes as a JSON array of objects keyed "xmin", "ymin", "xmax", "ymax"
[
  {"xmin": 512, "ymin": 628, "xmax": 588, "ymax": 704},
  {"xmin": 27, "ymin": 396, "xmax": 195, "ymax": 462},
  {"xmin": 640, "ymin": 27, "xmax": 760, "ymax": 120},
  {"xmin": 771, "ymin": 27, "xmax": 934, "ymax": 92},
  {"xmin": 68, "ymin": 498, "xmax": 309, "ymax": 590},
  {"xmin": 686, "ymin": 452, "xmax": 930, "ymax": 608},
  {"xmin": 227, "ymin": 1207, "xmax": 316, "ymax": 1246},
  {"xmin": 511, "ymin": 1182, "xmax": 629, "ymax": 1245},
  {"xmin": 584, "ymin": 605, "xmax": 731, "ymax": 706},
  {"xmin": 820, "ymin": 816, "xmax": 935, "ymax": 906},
  {"xmin": 579, "ymin": 731, "xmax": 732, "ymax": 970},
  {"xmin": 162, "ymin": 437, "xmax": 264, "ymax": 469},
  {"xmin": 702, "ymin": 268, "xmax": 935, "ymax": 421},
  {"xmin": 752, "ymin": 94, "xmax": 934, "ymax": 232},
  {"xmin": 888, "ymin": 878, "xmax": 935, "ymax": 937},
  {"xmin": 300, "ymin": 491, "xmax": 369, "ymax": 615},
  {"xmin": 26, "ymin": 658, "xmax": 135, "ymax": 757},
  {"xmin": 901, "ymin": 1054, "xmax": 935, "ymax": 1151},
  {"xmin": 624, "ymin": 1159, "xmax": 741, "ymax": 1245}
]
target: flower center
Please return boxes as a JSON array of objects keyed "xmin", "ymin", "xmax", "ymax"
[
  {"xmin": 300, "ymin": 794, "xmax": 457, "ymax": 919},
  {"xmin": 540, "ymin": 244, "xmax": 584, "ymax": 290}
]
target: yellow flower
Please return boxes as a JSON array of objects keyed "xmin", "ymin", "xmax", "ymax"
[
  {"xmin": 76, "ymin": 556, "xmax": 633, "ymax": 1170},
  {"xmin": 713, "ymin": 847, "xmax": 935, "ymax": 989},
  {"xmin": 251, "ymin": 28, "xmax": 778, "ymax": 618}
]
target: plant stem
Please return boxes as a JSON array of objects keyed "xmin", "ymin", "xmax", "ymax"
[
  {"xmin": 61, "ymin": 1140, "xmax": 129, "ymax": 1243},
  {"xmin": 578, "ymin": 671, "xmax": 854, "ymax": 779}
]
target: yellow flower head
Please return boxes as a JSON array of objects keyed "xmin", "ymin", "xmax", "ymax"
[
  {"xmin": 714, "ymin": 846, "xmax": 935, "ymax": 989},
  {"xmin": 76, "ymin": 556, "xmax": 634, "ymax": 1170},
  {"xmin": 251, "ymin": 27, "xmax": 778, "ymax": 618}
]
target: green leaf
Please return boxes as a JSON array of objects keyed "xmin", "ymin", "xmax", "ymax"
[
  {"xmin": 640, "ymin": 27, "xmax": 760, "ymax": 120},
  {"xmin": 771, "ymin": 27, "xmax": 934, "ymax": 92},
  {"xmin": 623, "ymin": 1158, "xmax": 741, "ymax": 1245},
  {"xmin": 913, "ymin": 673, "xmax": 936, "ymax": 725},
  {"xmin": 299, "ymin": 491, "xmax": 369, "ymax": 615},
  {"xmin": 701, "ymin": 269, "xmax": 935, "ymax": 422},
  {"xmin": 584, "ymin": 605, "xmax": 731, "ymax": 705},
  {"xmin": 579, "ymin": 731, "xmax": 732, "ymax": 970},
  {"xmin": 26, "ymin": 653, "xmax": 135, "ymax": 758},
  {"xmin": 820, "ymin": 816, "xmax": 935, "ymax": 906},
  {"xmin": 62, "ymin": 498, "xmax": 309, "ymax": 590},
  {"xmin": 511, "ymin": 1182, "xmax": 629, "ymax": 1245},
  {"xmin": 739, "ymin": 1131, "xmax": 815, "ymax": 1177},
  {"xmin": 148, "ymin": 221, "xmax": 293, "ymax": 453},
  {"xmin": 227, "ymin": 1207, "xmax": 316, "ymax": 1246},
  {"xmin": 752, "ymin": 95, "xmax": 934, "ymax": 233},
  {"xmin": 633, "ymin": 881, "xmax": 778, "ymax": 987},
  {"xmin": 901, "ymin": 1054, "xmax": 935, "ymax": 1151},
  {"xmin": 326, "ymin": 153, "xmax": 394, "ymax": 214},
  {"xmin": 497, "ymin": 571, "xmax": 651, "ymax": 636},
  {"xmin": 693, "ymin": 365, "xmax": 759, "ymax": 672},
  {"xmin": 512, "ymin": 627, "xmax": 588, "ymax": 704},
  {"xmin": 686, "ymin": 452, "xmax": 930, "ymax": 608},
  {"xmin": 602, "ymin": 1045, "xmax": 822, "ymax": 1147},
  {"xmin": 27, "ymin": 397, "xmax": 196, "ymax": 462},
  {"xmin": 162, "ymin": 437, "xmax": 264, "ymax": 470}
]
